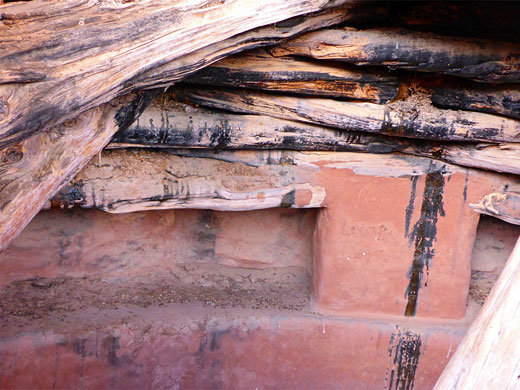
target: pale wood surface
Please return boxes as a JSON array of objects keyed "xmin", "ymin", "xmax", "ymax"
[{"xmin": 434, "ymin": 238, "xmax": 520, "ymax": 389}]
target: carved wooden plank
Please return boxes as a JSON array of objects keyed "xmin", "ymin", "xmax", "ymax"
[
  {"xmin": 109, "ymin": 102, "xmax": 520, "ymax": 175},
  {"xmin": 434, "ymin": 238, "xmax": 520, "ymax": 389},
  {"xmin": 269, "ymin": 27, "xmax": 520, "ymax": 83},
  {"xmin": 0, "ymin": 92, "xmax": 156, "ymax": 252},
  {"xmin": 469, "ymin": 192, "xmax": 520, "ymax": 225},
  {"xmin": 431, "ymin": 85, "xmax": 520, "ymax": 120},
  {"xmin": 173, "ymin": 87, "xmax": 520, "ymax": 143},
  {"xmin": 183, "ymin": 48, "xmax": 399, "ymax": 103},
  {"xmin": 0, "ymin": 0, "xmax": 340, "ymax": 148}
]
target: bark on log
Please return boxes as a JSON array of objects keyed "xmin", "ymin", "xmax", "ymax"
[
  {"xmin": 431, "ymin": 85, "xmax": 520, "ymax": 120},
  {"xmin": 434, "ymin": 238, "xmax": 520, "ymax": 389},
  {"xmin": 109, "ymin": 101, "xmax": 520, "ymax": 175},
  {"xmin": 173, "ymin": 87, "xmax": 520, "ymax": 143},
  {"xmin": 469, "ymin": 192, "xmax": 520, "ymax": 226},
  {"xmin": 183, "ymin": 48, "xmax": 399, "ymax": 103},
  {"xmin": 269, "ymin": 27, "xmax": 520, "ymax": 83},
  {"xmin": 0, "ymin": 0, "xmax": 346, "ymax": 149},
  {"xmin": 0, "ymin": 91, "xmax": 156, "ymax": 252}
]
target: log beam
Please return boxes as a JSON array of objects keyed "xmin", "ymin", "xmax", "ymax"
[
  {"xmin": 432, "ymin": 85, "xmax": 520, "ymax": 120},
  {"xmin": 109, "ymin": 101, "xmax": 520, "ymax": 175},
  {"xmin": 0, "ymin": 0, "xmax": 345, "ymax": 148},
  {"xmin": 173, "ymin": 87, "xmax": 520, "ymax": 143},
  {"xmin": 269, "ymin": 27, "xmax": 520, "ymax": 83},
  {"xmin": 183, "ymin": 48, "xmax": 399, "ymax": 103}
]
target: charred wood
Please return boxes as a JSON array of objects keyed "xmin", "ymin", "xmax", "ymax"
[
  {"xmin": 269, "ymin": 27, "xmax": 520, "ymax": 83},
  {"xmin": 183, "ymin": 48, "xmax": 399, "ymax": 103},
  {"xmin": 172, "ymin": 87, "xmax": 520, "ymax": 143}
]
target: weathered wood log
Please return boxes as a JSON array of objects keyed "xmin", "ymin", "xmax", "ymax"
[
  {"xmin": 110, "ymin": 101, "xmax": 401, "ymax": 154},
  {"xmin": 406, "ymin": 143, "xmax": 520, "ymax": 176},
  {"xmin": 431, "ymin": 85, "xmax": 520, "ymax": 120},
  {"xmin": 434, "ymin": 238, "xmax": 520, "ymax": 389},
  {"xmin": 469, "ymin": 192, "xmax": 520, "ymax": 226},
  {"xmin": 0, "ymin": 0, "xmax": 345, "ymax": 149},
  {"xmin": 172, "ymin": 87, "xmax": 520, "ymax": 143},
  {"xmin": 108, "ymin": 102, "xmax": 520, "ymax": 175},
  {"xmin": 132, "ymin": 5, "xmax": 353, "ymax": 91},
  {"xmin": 269, "ymin": 27, "xmax": 520, "ymax": 83},
  {"xmin": 0, "ymin": 91, "xmax": 157, "ymax": 252},
  {"xmin": 47, "ymin": 148, "xmax": 520, "ymax": 214},
  {"xmin": 183, "ymin": 48, "xmax": 399, "ymax": 103},
  {"xmin": 47, "ymin": 148, "xmax": 460, "ymax": 212},
  {"xmin": 49, "ymin": 149, "xmax": 327, "ymax": 213}
]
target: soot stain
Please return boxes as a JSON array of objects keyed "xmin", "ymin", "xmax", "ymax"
[
  {"xmin": 385, "ymin": 327, "xmax": 422, "ymax": 390},
  {"xmin": 463, "ymin": 171, "xmax": 469, "ymax": 203},
  {"xmin": 280, "ymin": 190, "xmax": 296, "ymax": 208},
  {"xmin": 404, "ymin": 164, "xmax": 446, "ymax": 317},
  {"xmin": 404, "ymin": 176, "xmax": 419, "ymax": 237}
]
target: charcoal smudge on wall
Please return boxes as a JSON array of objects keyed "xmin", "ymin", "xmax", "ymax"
[
  {"xmin": 404, "ymin": 163, "xmax": 446, "ymax": 317},
  {"xmin": 385, "ymin": 326, "xmax": 422, "ymax": 390}
]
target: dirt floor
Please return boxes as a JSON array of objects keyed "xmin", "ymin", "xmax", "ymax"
[{"xmin": 0, "ymin": 263, "xmax": 310, "ymax": 332}]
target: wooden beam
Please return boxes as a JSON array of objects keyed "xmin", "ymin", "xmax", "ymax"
[
  {"xmin": 469, "ymin": 192, "xmax": 520, "ymax": 225},
  {"xmin": 49, "ymin": 149, "xmax": 328, "ymax": 213},
  {"xmin": 0, "ymin": 0, "xmax": 344, "ymax": 149},
  {"xmin": 109, "ymin": 102, "xmax": 520, "ymax": 175},
  {"xmin": 0, "ymin": 91, "xmax": 157, "ymax": 252},
  {"xmin": 172, "ymin": 87, "xmax": 520, "ymax": 143},
  {"xmin": 269, "ymin": 27, "xmax": 520, "ymax": 83},
  {"xmin": 183, "ymin": 48, "xmax": 399, "ymax": 103},
  {"xmin": 49, "ymin": 147, "xmax": 520, "ymax": 214},
  {"xmin": 133, "ymin": 5, "xmax": 354, "ymax": 91},
  {"xmin": 434, "ymin": 238, "xmax": 520, "ymax": 389},
  {"xmin": 431, "ymin": 85, "xmax": 520, "ymax": 120}
]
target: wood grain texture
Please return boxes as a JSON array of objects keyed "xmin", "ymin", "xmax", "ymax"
[
  {"xmin": 0, "ymin": 0, "xmax": 343, "ymax": 148},
  {"xmin": 183, "ymin": 48, "xmax": 399, "ymax": 103},
  {"xmin": 109, "ymin": 101, "xmax": 520, "ymax": 175},
  {"xmin": 173, "ymin": 87, "xmax": 520, "ymax": 143},
  {"xmin": 49, "ymin": 149, "xmax": 326, "ymax": 213},
  {"xmin": 269, "ymin": 27, "xmax": 520, "ymax": 83},
  {"xmin": 434, "ymin": 238, "xmax": 520, "ymax": 389},
  {"xmin": 0, "ymin": 91, "xmax": 156, "ymax": 252},
  {"xmin": 470, "ymin": 192, "xmax": 520, "ymax": 226}
]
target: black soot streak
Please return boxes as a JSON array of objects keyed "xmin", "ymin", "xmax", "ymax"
[
  {"xmin": 404, "ymin": 176, "xmax": 419, "ymax": 237},
  {"xmin": 404, "ymin": 164, "xmax": 446, "ymax": 317},
  {"xmin": 385, "ymin": 327, "xmax": 422, "ymax": 390}
]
